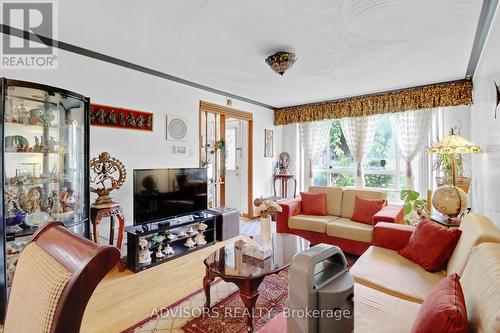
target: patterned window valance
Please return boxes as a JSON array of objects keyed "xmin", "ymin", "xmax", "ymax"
[{"xmin": 274, "ymin": 80, "xmax": 472, "ymax": 126}]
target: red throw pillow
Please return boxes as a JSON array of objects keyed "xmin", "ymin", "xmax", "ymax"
[
  {"xmin": 300, "ymin": 192, "xmax": 327, "ymax": 216},
  {"xmin": 410, "ymin": 274, "xmax": 467, "ymax": 333},
  {"xmin": 399, "ymin": 219, "xmax": 461, "ymax": 272},
  {"xmin": 351, "ymin": 196, "xmax": 386, "ymax": 225}
]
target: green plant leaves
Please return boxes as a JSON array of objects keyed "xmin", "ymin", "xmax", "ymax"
[{"xmin": 403, "ymin": 202, "xmax": 413, "ymax": 215}]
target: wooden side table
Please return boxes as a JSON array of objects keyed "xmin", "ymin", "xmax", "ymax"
[
  {"xmin": 273, "ymin": 174, "xmax": 297, "ymax": 198},
  {"xmin": 91, "ymin": 203, "xmax": 126, "ymax": 271}
]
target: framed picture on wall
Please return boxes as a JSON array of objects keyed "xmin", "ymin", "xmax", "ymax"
[{"xmin": 264, "ymin": 129, "xmax": 273, "ymax": 158}]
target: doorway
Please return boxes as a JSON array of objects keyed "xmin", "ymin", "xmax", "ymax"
[
  {"xmin": 224, "ymin": 118, "xmax": 249, "ymax": 213},
  {"xmin": 199, "ymin": 101, "xmax": 253, "ymax": 217}
]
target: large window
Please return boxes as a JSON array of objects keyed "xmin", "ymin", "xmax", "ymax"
[{"xmin": 312, "ymin": 116, "xmax": 406, "ymax": 200}]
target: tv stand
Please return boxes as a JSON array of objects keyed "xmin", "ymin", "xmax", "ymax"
[{"xmin": 125, "ymin": 211, "xmax": 216, "ymax": 272}]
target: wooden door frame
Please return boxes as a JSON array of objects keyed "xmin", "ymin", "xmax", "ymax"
[{"xmin": 199, "ymin": 101, "xmax": 253, "ymax": 218}]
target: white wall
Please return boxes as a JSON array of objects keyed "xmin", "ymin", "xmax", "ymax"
[
  {"xmin": 470, "ymin": 3, "xmax": 500, "ymax": 228},
  {"xmin": 1, "ymin": 49, "xmax": 281, "ymax": 224}
]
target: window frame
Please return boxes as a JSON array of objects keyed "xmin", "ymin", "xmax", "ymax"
[{"xmin": 312, "ymin": 116, "xmax": 405, "ymax": 198}]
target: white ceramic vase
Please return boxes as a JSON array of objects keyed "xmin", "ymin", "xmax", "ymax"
[{"xmin": 260, "ymin": 216, "xmax": 272, "ymax": 242}]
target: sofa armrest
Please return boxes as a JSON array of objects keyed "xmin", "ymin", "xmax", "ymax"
[
  {"xmin": 373, "ymin": 204, "xmax": 404, "ymax": 225},
  {"xmin": 276, "ymin": 198, "xmax": 301, "ymax": 233},
  {"xmin": 373, "ymin": 222, "xmax": 415, "ymax": 251}
]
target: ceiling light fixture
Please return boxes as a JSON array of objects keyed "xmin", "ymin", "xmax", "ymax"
[{"xmin": 265, "ymin": 51, "xmax": 297, "ymax": 76}]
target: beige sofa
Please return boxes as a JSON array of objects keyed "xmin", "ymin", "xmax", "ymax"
[
  {"xmin": 351, "ymin": 213, "xmax": 500, "ymax": 332},
  {"xmin": 277, "ymin": 186, "xmax": 403, "ymax": 255}
]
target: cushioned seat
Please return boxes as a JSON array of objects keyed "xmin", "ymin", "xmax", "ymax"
[
  {"xmin": 350, "ymin": 246, "xmax": 446, "ymax": 303},
  {"xmin": 460, "ymin": 243, "xmax": 500, "ymax": 333},
  {"xmin": 354, "ymin": 283, "xmax": 420, "ymax": 333},
  {"xmin": 289, "ymin": 215, "xmax": 339, "ymax": 233},
  {"xmin": 326, "ymin": 218, "xmax": 373, "ymax": 243},
  {"xmin": 446, "ymin": 213, "xmax": 500, "ymax": 276}
]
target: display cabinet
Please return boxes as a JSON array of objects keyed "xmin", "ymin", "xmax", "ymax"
[{"xmin": 0, "ymin": 78, "xmax": 90, "ymax": 319}]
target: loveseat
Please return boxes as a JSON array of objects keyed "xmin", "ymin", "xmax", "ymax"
[
  {"xmin": 351, "ymin": 213, "xmax": 500, "ymax": 332},
  {"xmin": 276, "ymin": 186, "xmax": 404, "ymax": 255}
]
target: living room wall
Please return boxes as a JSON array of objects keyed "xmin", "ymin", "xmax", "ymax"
[
  {"xmin": 470, "ymin": 3, "xmax": 500, "ymax": 228},
  {"xmin": 2, "ymin": 49, "xmax": 282, "ymax": 224}
]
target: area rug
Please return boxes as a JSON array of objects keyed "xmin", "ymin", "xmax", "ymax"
[{"xmin": 122, "ymin": 270, "xmax": 288, "ymax": 333}]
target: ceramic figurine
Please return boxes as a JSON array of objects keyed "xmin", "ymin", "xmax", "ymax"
[
  {"xmin": 5, "ymin": 105, "xmax": 15, "ymax": 122},
  {"xmin": 17, "ymin": 144, "xmax": 28, "ymax": 152},
  {"xmin": 15, "ymin": 104, "xmax": 29, "ymax": 124},
  {"xmin": 138, "ymin": 237, "xmax": 148, "ymax": 249},
  {"xmin": 5, "ymin": 191, "xmax": 26, "ymax": 233},
  {"xmin": 28, "ymin": 108, "xmax": 43, "ymax": 125},
  {"xmin": 138, "ymin": 248, "xmax": 152, "ymax": 264},
  {"xmin": 195, "ymin": 233, "xmax": 206, "ymax": 246},
  {"xmin": 155, "ymin": 245, "xmax": 165, "ymax": 259},
  {"xmin": 48, "ymin": 136, "xmax": 58, "ymax": 152},
  {"xmin": 48, "ymin": 190, "xmax": 62, "ymax": 213},
  {"xmin": 184, "ymin": 237, "xmax": 196, "ymax": 248},
  {"xmin": 167, "ymin": 233, "xmax": 176, "ymax": 240},
  {"xmin": 178, "ymin": 230, "xmax": 187, "ymax": 237},
  {"xmin": 34, "ymin": 136, "xmax": 41, "ymax": 152},
  {"xmin": 187, "ymin": 226, "xmax": 195, "ymax": 234},
  {"xmin": 164, "ymin": 244, "xmax": 175, "ymax": 255},
  {"xmin": 58, "ymin": 187, "xmax": 76, "ymax": 213},
  {"xmin": 152, "ymin": 235, "xmax": 165, "ymax": 245},
  {"xmin": 198, "ymin": 223, "xmax": 208, "ymax": 231},
  {"xmin": 41, "ymin": 108, "xmax": 55, "ymax": 126},
  {"xmin": 24, "ymin": 187, "xmax": 42, "ymax": 213},
  {"xmin": 278, "ymin": 152, "xmax": 290, "ymax": 175}
]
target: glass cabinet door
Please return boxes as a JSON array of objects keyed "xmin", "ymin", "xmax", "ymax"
[{"xmin": 3, "ymin": 82, "xmax": 89, "ymax": 286}]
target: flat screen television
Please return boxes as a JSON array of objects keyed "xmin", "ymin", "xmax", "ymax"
[{"xmin": 133, "ymin": 168, "xmax": 208, "ymax": 225}]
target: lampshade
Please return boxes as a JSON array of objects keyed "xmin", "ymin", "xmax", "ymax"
[{"xmin": 428, "ymin": 131, "xmax": 484, "ymax": 154}]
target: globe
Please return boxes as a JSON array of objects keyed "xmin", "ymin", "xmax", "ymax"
[{"xmin": 432, "ymin": 185, "xmax": 468, "ymax": 218}]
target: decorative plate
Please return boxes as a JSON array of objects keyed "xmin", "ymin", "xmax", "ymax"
[{"xmin": 167, "ymin": 117, "xmax": 187, "ymax": 140}]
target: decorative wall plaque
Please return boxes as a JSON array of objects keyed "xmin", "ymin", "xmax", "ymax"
[{"xmin": 90, "ymin": 104, "xmax": 153, "ymax": 131}]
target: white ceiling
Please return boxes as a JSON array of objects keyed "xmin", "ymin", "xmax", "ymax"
[{"xmin": 58, "ymin": 0, "xmax": 482, "ymax": 108}]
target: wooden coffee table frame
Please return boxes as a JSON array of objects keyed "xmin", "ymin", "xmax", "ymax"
[
  {"xmin": 203, "ymin": 236, "xmax": 307, "ymax": 331},
  {"xmin": 203, "ymin": 266, "xmax": 269, "ymax": 331}
]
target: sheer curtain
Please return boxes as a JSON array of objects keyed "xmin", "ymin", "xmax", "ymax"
[
  {"xmin": 389, "ymin": 109, "xmax": 434, "ymax": 190},
  {"xmin": 340, "ymin": 116, "xmax": 379, "ymax": 187},
  {"xmin": 299, "ymin": 120, "xmax": 332, "ymax": 189}
]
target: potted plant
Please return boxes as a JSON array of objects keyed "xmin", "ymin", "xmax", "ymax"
[
  {"xmin": 215, "ymin": 139, "xmax": 227, "ymax": 182},
  {"xmin": 400, "ymin": 190, "xmax": 429, "ymax": 225},
  {"xmin": 433, "ymin": 154, "xmax": 471, "ymax": 193}
]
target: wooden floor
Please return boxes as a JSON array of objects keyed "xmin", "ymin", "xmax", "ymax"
[{"xmin": 81, "ymin": 236, "xmax": 246, "ymax": 333}]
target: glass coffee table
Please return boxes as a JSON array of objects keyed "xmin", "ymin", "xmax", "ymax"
[{"xmin": 203, "ymin": 233, "xmax": 309, "ymax": 331}]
